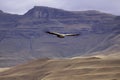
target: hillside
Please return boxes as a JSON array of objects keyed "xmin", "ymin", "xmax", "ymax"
[
  {"xmin": 0, "ymin": 6, "xmax": 120, "ymax": 67},
  {"xmin": 0, "ymin": 55, "xmax": 120, "ymax": 80}
]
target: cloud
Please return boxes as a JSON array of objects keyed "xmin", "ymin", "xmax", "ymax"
[
  {"xmin": 0, "ymin": 0, "xmax": 35, "ymax": 14},
  {"xmin": 0, "ymin": 0, "xmax": 119, "ymax": 15}
]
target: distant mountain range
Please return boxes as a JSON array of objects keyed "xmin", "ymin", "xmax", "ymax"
[{"xmin": 0, "ymin": 6, "xmax": 120, "ymax": 67}]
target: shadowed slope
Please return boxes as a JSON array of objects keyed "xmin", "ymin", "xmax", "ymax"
[{"xmin": 0, "ymin": 6, "xmax": 119, "ymax": 67}]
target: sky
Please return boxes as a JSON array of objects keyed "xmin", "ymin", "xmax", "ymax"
[{"xmin": 0, "ymin": 0, "xmax": 120, "ymax": 15}]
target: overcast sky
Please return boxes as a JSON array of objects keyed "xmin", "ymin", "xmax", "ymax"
[{"xmin": 0, "ymin": 0, "xmax": 120, "ymax": 15}]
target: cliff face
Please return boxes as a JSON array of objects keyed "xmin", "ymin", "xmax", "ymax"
[
  {"xmin": 24, "ymin": 6, "xmax": 78, "ymax": 19},
  {"xmin": 0, "ymin": 6, "xmax": 119, "ymax": 67}
]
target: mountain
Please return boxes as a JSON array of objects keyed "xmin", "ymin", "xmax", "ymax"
[
  {"xmin": 0, "ymin": 6, "xmax": 120, "ymax": 67},
  {"xmin": 24, "ymin": 6, "xmax": 79, "ymax": 19},
  {"xmin": 0, "ymin": 56, "xmax": 120, "ymax": 80}
]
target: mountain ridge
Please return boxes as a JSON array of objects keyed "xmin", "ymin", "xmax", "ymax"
[{"xmin": 0, "ymin": 6, "xmax": 119, "ymax": 67}]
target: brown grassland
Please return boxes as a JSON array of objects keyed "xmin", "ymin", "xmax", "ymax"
[{"xmin": 0, "ymin": 55, "xmax": 120, "ymax": 80}]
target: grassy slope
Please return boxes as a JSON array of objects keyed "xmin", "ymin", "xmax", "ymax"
[
  {"xmin": 0, "ymin": 56, "xmax": 120, "ymax": 80},
  {"xmin": 0, "ymin": 68, "xmax": 10, "ymax": 73}
]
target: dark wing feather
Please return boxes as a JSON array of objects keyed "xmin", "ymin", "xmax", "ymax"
[{"xmin": 46, "ymin": 31, "xmax": 61, "ymax": 36}]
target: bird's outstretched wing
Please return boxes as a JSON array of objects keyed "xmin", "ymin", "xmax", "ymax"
[
  {"xmin": 46, "ymin": 31, "xmax": 61, "ymax": 36},
  {"xmin": 46, "ymin": 31, "xmax": 80, "ymax": 38},
  {"xmin": 65, "ymin": 34, "xmax": 80, "ymax": 36}
]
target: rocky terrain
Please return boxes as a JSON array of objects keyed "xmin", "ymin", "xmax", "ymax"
[{"xmin": 0, "ymin": 6, "xmax": 120, "ymax": 67}]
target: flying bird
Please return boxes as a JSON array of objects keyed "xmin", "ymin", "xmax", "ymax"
[{"xmin": 46, "ymin": 31, "xmax": 80, "ymax": 38}]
